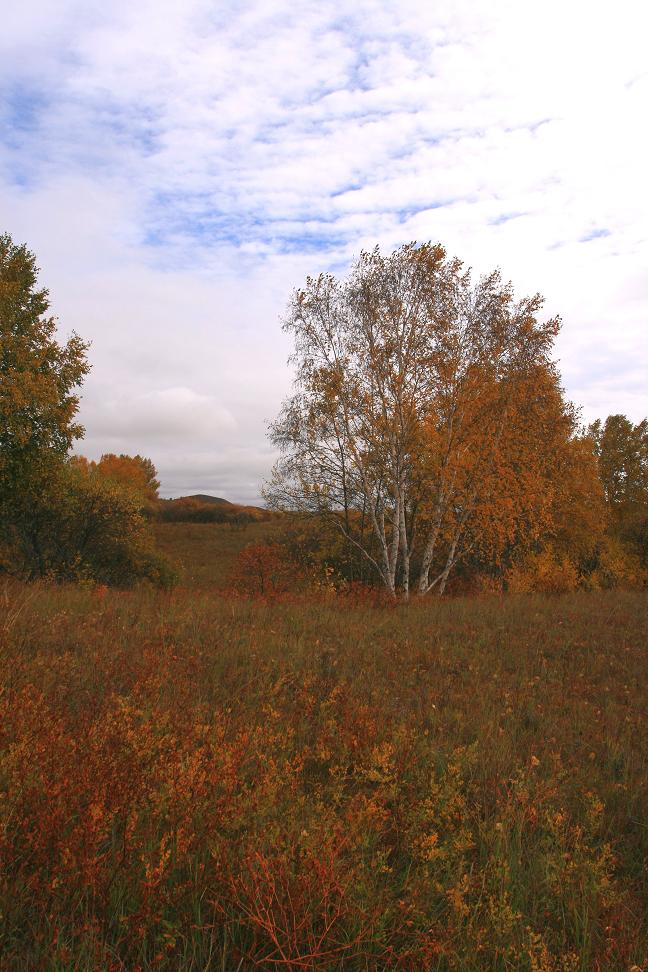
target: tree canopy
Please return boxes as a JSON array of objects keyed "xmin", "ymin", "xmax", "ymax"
[
  {"xmin": 74, "ymin": 453, "xmax": 161, "ymax": 513},
  {"xmin": 588, "ymin": 415, "xmax": 648, "ymax": 573},
  {"xmin": 588, "ymin": 415, "xmax": 648, "ymax": 515},
  {"xmin": 266, "ymin": 242, "xmax": 599, "ymax": 596},
  {"xmin": 0, "ymin": 232, "xmax": 90, "ymax": 494}
]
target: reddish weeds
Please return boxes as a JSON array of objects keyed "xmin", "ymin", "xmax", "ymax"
[{"xmin": 0, "ymin": 581, "xmax": 646, "ymax": 970}]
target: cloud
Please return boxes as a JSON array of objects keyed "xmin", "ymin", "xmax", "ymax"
[
  {"xmin": 2, "ymin": 0, "xmax": 647, "ymax": 501},
  {"xmin": 86, "ymin": 387, "xmax": 237, "ymax": 442}
]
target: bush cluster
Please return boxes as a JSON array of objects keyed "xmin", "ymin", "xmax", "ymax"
[
  {"xmin": 1, "ymin": 459, "xmax": 177, "ymax": 589},
  {"xmin": 157, "ymin": 497, "xmax": 264, "ymax": 526}
]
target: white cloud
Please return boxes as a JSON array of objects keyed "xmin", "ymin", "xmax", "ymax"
[
  {"xmin": 87, "ymin": 387, "xmax": 237, "ymax": 441},
  {"xmin": 1, "ymin": 0, "xmax": 647, "ymax": 502}
]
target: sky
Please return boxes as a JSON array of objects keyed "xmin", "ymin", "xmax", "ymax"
[{"xmin": 2, "ymin": 0, "xmax": 647, "ymax": 504}]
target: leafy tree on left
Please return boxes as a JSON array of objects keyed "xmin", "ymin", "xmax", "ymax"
[
  {"xmin": 0, "ymin": 233, "xmax": 175, "ymax": 586},
  {"xmin": 0, "ymin": 232, "xmax": 90, "ymax": 495}
]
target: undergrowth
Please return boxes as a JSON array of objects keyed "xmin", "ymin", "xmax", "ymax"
[{"xmin": 0, "ymin": 583, "xmax": 646, "ymax": 970}]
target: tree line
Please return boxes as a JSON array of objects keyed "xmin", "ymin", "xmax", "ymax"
[{"xmin": 1, "ymin": 232, "xmax": 646, "ymax": 593}]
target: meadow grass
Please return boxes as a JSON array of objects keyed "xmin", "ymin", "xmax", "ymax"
[
  {"xmin": 153, "ymin": 520, "xmax": 281, "ymax": 590},
  {"xmin": 0, "ymin": 567, "xmax": 646, "ymax": 969}
]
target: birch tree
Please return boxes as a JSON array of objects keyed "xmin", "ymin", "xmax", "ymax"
[{"xmin": 266, "ymin": 242, "xmax": 567, "ymax": 597}]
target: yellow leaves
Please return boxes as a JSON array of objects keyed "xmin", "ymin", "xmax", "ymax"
[
  {"xmin": 525, "ymin": 929, "xmax": 579, "ymax": 972},
  {"xmin": 143, "ymin": 833, "xmax": 173, "ymax": 888},
  {"xmin": 93, "ymin": 453, "xmax": 160, "ymax": 507},
  {"xmin": 584, "ymin": 791, "xmax": 604, "ymax": 828},
  {"xmin": 416, "ymin": 830, "xmax": 443, "ymax": 862},
  {"xmin": 315, "ymin": 741, "xmax": 332, "ymax": 762},
  {"xmin": 507, "ymin": 548, "xmax": 580, "ymax": 594},
  {"xmin": 367, "ymin": 741, "xmax": 395, "ymax": 782},
  {"xmin": 446, "ymin": 873, "xmax": 471, "ymax": 918},
  {"xmin": 271, "ymin": 242, "xmax": 585, "ymax": 595}
]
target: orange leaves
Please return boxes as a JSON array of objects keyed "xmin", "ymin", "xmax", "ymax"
[
  {"xmin": 94, "ymin": 453, "xmax": 161, "ymax": 509},
  {"xmin": 269, "ymin": 242, "xmax": 588, "ymax": 597}
]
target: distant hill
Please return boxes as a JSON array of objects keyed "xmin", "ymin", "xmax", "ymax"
[{"xmin": 156, "ymin": 494, "xmax": 274, "ymax": 524}]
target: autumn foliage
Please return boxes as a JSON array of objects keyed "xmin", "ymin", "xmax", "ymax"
[
  {"xmin": 1, "ymin": 581, "xmax": 646, "ymax": 969},
  {"xmin": 0, "ymin": 233, "xmax": 176, "ymax": 588},
  {"xmin": 157, "ymin": 495, "xmax": 271, "ymax": 526},
  {"xmin": 265, "ymin": 243, "xmax": 622, "ymax": 597},
  {"xmin": 90, "ymin": 453, "xmax": 161, "ymax": 512},
  {"xmin": 228, "ymin": 542, "xmax": 302, "ymax": 597},
  {"xmin": 0, "ymin": 456, "xmax": 175, "ymax": 587},
  {"xmin": 3, "ymin": 232, "xmax": 646, "ymax": 595}
]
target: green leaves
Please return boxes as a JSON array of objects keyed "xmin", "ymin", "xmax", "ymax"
[{"xmin": 0, "ymin": 232, "xmax": 90, "ymax": 487}]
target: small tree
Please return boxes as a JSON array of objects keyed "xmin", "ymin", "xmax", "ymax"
[
  {"xmin": 588, "ymin": 415, "xmax": 648, "ymax": 516},
  {"xmin": 1, "ymin": 232, "xmax": 89, "ymax": 573},
  {"xmin": 588, "ymin": 414, "xmax": 648, "ymax": 574},
  {"xmin": 228, "ymin": 543, "xmax": 298, "ymax": 597},
  {"xmin": 266, "ymin": 242, "xmax": 576, "ymax": 597}
]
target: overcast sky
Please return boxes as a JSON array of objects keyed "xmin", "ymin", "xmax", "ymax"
[{"xmin": 2, "ymin": 0, "xmax": 647, "ymax": 503}]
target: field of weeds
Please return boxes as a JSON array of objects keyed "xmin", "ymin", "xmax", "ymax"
[
  {"xmin": 0, "ymin": 581, "xmax": 646, "ymax": 970},
  {"xmin": 152, "ymin": 521, "xmax": 281, "ymax": 590}
]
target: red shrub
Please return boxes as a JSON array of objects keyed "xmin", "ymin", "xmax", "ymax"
[{"xmin": 228, "ymin": 543, "xmax": 301, "ymax": 598}]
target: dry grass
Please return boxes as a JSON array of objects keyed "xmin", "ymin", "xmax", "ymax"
[
  {"xmin": 1, "ymin": 573, "xmax": 646, "ymax": 970},
  {"xmin": 153, "ymin": 520, "xmax": 281, "ymax": 590}
]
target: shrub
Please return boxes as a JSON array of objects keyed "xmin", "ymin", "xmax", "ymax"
[
  {"xmin": 0, "ymin": 459, "xmax": 177, "ymax": 588},
  {"xmin": 228, "ymin": 542, "xmax": 303, "ymax": 597},
  {"xmin": 507, "ymin": 547, "xmax": 579, "ymax": 594},
  {"xmin": 157, "ymin": 497, "xmax": 269, "ymax": 526},
  {"xmin": 584, "ymin": 536, "xmax": 647, "ymax": 591}
]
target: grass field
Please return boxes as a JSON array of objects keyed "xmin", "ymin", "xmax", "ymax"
[
  {"xmin": 0, "ymin": 525, "xmax": 646, "ymax": 970},
  {"xmin": 153, "ymin": 520, "xmax": 281, "ymax": 590}
]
